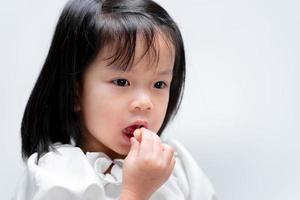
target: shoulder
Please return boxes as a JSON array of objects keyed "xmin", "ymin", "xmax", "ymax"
[
  {"xmin": 162, "ymin": 137, "xmax": 217, "ymax": 200},
  {"xmin": 13, "ymin": 143, "xmax": 105, "ymax": 200},
  {"xmin": 30, "ymin": 143, "xmax": 86, "ymax": 169},
  {"xmin": 26, "ymin": 143, "xmax": 96, "ymax": 181}
]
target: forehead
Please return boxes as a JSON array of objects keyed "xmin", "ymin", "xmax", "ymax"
[{"xmin": 92, "ymin": 30, "xmax": 175, "ymax": 73}]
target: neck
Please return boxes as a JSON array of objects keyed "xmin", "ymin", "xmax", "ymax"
[{"xmin": 79, "ymin": 132, "xmax": 126, "ymax": 160}]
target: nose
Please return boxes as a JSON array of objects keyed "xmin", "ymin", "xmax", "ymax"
[{"xmin": 130, "ymin": 92, "xmax": 153, "ymax": 112}]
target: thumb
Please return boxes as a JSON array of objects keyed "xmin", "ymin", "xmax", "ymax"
[
  {"xmin": 128, "ymin": 137, "xmax": 139, "ymax": 157},
  {"xmin": 133, "ymin": 129, "xmax": 142, "ymax": 143}
]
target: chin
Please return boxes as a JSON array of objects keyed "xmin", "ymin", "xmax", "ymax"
[{"xmin": 110, "ymin": 149, "xmax": 128, "ymax": 159}]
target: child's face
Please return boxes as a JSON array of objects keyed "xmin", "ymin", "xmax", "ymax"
[{"xmin": 78, "ymin": 33, "xmax": 175, "ymax": 159}]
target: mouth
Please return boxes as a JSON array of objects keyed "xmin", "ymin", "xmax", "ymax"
[{"xmin": 122, "ymin": 124, "xmax": 145, "ymax": 138}]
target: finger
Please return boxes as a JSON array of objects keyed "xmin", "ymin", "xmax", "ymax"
[
  {"xmin": 133, "ymin": 128, "xmax": 142, "ymax": 143},
  {"xmin": 164, "ymin": 156, "xmax": 176, "ymax": 179},
  {"xmin": 152, "ymin": 133, "xmax": 164, "ymax": 156},
  {"xmin": 162, "ymin": 144, "xmax": 175, "ymax": 164},
  {"xmin": 139, "ymin": 128, "xmax": 154, "ymax": 156},
  {"xmin": 128, "ymin": 137, "xmax": 140, "ymax": 157},
  {"xmin": 168, "ymin": 156, "xmax": 176, "ymax": 173}
]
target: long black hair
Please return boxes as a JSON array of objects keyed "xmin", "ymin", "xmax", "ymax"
[{"xmin": 21, "ymin": 0, "xmax": 185, "ymax": 159}]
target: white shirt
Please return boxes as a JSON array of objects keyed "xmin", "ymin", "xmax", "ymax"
[{"xmin": 13, "ymin": 138, "xmax": 216, "ymax": 200}]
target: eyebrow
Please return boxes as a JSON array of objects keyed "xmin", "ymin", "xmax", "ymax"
[
  {"xmin": 157, "ymin": 69, "xmax": 173, "ymax": 75},
  {"xmin": 105, "ymin": 65, "xmax": 173, "ymax": 76}
]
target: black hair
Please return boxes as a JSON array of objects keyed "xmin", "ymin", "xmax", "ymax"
[{"xmin": 21, "ymin": 0, "xmax": 185, "ymax": 159}]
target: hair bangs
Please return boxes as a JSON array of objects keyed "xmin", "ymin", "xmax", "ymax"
[{"xmin": 95, "ymin": 12, "xmax": 174, "ymax": 71}]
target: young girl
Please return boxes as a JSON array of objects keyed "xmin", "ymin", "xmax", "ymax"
[{"xmin": 14, "ymin": 0, "xmax": 216, "ymax": 199}]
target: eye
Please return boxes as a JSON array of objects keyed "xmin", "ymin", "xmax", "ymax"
[
  {"xmin": 112, "ymin": 79, "xmax": 130, "ymax": 87},
  {"xmin": 154, "ymin": 81, "xmax": 167, "ymax": 89}
]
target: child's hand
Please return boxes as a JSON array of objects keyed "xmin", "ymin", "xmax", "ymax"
[{"xmin": 121, "ymin": 128, "xmax": 176, "ymax": 200}]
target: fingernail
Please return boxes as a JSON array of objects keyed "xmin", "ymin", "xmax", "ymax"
[{"xmin": 133, "ymin": 129, "xmax": 140, "ymax": 137}]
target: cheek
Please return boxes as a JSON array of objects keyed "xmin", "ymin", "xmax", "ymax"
[
  {"xmin": 80, "ymin": 86, "xmax": 110, "ymax": 125},
  {"xmin": 160, "ymin": 92, "xmax": 170, "ymax": 113},
  {"xmin": 81, "ymin": 86, "xmax": 125, "ymax": 127},
  {"xmin": 153, "ymin": 94, "xmax": 170, "ymax": 131}
]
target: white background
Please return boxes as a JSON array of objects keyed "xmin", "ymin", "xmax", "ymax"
[{"xmin": 1, "ymin": 0, "xmax": 299, "ymax": 199}]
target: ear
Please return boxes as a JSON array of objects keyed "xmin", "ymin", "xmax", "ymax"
[{"xmin": 74, "ymin": 81, "xmax": 81, "ymax": 112}]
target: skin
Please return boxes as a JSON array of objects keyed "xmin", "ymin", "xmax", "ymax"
[
  {"xmin": 121, "ymin": 128, "xmax": 176, "ymax": 200},
  {"xmin": 77, "ymin": 32, "xmax": 176, "ymax": 199}
]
